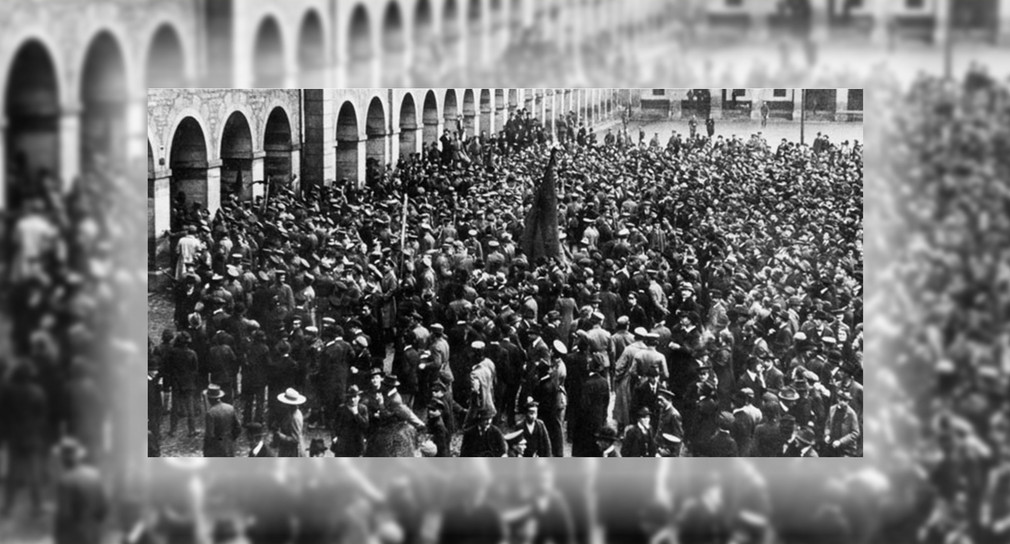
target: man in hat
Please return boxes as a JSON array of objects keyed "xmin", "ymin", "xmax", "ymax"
[
  {"xmin": 246, "ymin": 423, "xmax": 275, "ymax": 457},
  {"xmin": 731, "ymin": 389, "xmax": 760, "ymax": 457},
  {"xmin": 460, "ymin": 406, "xmax": 507, "ymax": 457},
  {"xmin": 595, "ymin": 426, "xmax": 621, "ymax": 457},
  {"xmin": 631, "ymin": 332, "xmax": 669, "ymax": 389},
  {"xmin": 622, "ymin": 407, "xmax": 656, "ymax": 457},
  {"xmin": 54, "ymin": 438, "xmax": 107, "ymax": 544},
  {"xmin": 613, "ymin": 326, "xmax": 649, "ymax": 428},
  {"xmin": 426, "ymin": 399, "xmax": 451, "ymax": 457},
  {"xmin": 206, "ymin": 331, "xmax": 238, "ymax": 403},
  {"xmin": 698, "ymin": 412, "xmax": 739, "ymax": 457},
  {"xmin": 516, "ymin": 397, "xmax": 552, "ymax": 457},
  {"xmin": 466, "ymin": 341, "xmax": 497, "ymax": 430},
  {"xmin": 167, "ymin": 331, "xmax": 200, "ymax": 437},
  {"xmin": 824, "ymin": 389, "xmax": 860, "ymax": 457},
  {"xmin": 332, "ymin": 385, "xmax": 368, "ymax": 457},
  {"xmin": 585, "ymin": 311, "xmax": 613, "ymax": 377},
  {"xmin": 654, "ymin": 388, "xmax": 684, "ymax": 457},
  {"xmin": 574, "ymin": 358, "xmax": 611, "ymax": 457},
  {"xmin": 275, "ymin": 388, "xmax": 307, "ymax": 457},
  {"xmin": 203, "ymin": 384, "xmax": 241, "ymax": 457},
  {"xmin": 175, "ymin": 225, "xmax": 203, "ymax": 280},
  {"xmin": 632, "ymin": 366, "xmax": 662, "ymax": 424},
  {"xmin": 788, "ymin": 427, "xmax": 819, "ymax": 458}
]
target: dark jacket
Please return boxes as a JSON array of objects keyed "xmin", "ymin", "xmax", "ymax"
[
  {"xmin": 332, "ymin": 403, "xmax": 369, "ymax": 457},
  {"xmin": 621, "ymin": 423, "xmax": 655, "ymax": 457},
  {"xmin": 203, "ymin": 401, "xmax": 241, "ymax": 457},
  {"xmin": 55, "ymin": 464, "xmax": 108, "ymax": 544},
  {"xmin": 460, "ymin": 424, "xmax": 507, "ymax": 457},
  {"xmin": 519, "ymin": 418, "xmax": 553, "ymax": 458}
]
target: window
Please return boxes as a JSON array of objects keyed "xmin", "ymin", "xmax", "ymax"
[
  {"xmin": 652, "ymin": 89, "xmax": 665, "ymax": 96},
  {"xmin": 732, "ymin": 89, "xmax": 746, "ymax": 99},
  {"xmin": 773, "ymin": 89, "xmax": 787, "ymax": 97}
]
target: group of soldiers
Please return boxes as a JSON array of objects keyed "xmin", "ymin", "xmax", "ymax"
[{"xmin": 151, "ymin": 102, "xmax": 862, "ymax": 458}]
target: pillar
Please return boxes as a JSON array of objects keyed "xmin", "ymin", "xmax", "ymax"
[
  {"xmin": 251, "ymin": 153, "xmax": 265, "ymax": 198},
  {"xmin": 1000, "ymin": 0, "xmax": 1010, "ymax": 45},
  {"xmin": 934, "ymin": 0, "xmax": 950, "ymax": 46},
  {"xmin": 152, "ymin": 172, "xmax": 172, "ymax": 249},
  {"xmin": 871, "ymin": 0, "xmax": 890, "ymax": 45},
  {"xmin": 388, "ymin": 129, "xmax": 400, "ymax": 167},
  {"xmin": 290, "ymin": 145, "xmax": 302, "ymax": 195},
  {"xmin": 710, "ymin": 90, "xmax": 722, "ymax": 120},
  {"xmin": 793, "ymin": 89, "xmax": 803, "ymax": 121},
  {"xmin": 0, "ymin": 117, "xmax": 5, "ymax": 210},
  {"xmin": 835, "ymin": 89, "xmax": 849, "ymax": 122},
  {"xmin": 206, "ymin": 160, "xmax": 222, "ymax": 217},
  {"xmin": 60, "ymin": 105, "xmax": 81, "ymax": 191},
  {"xmin": 356, "ymin": 138, "xmax": 366, "ymax": 188}
]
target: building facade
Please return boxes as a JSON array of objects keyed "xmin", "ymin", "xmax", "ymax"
[
  {"xmin": 640, "ymin": 88, "xmax": 863, "ymax": 122},
  {"xmin": 147, "ymin": 87, "xmax": 620, "ymax": 265}
]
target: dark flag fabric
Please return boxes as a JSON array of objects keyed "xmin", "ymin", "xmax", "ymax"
[{"xmin": 522, "ymin": 148, "xmax": 562, "ymax": 261}]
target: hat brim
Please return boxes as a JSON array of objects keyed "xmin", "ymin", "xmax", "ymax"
[{"xmin": 277, "ymin": 393, "xmax": 307, "ymax": 405}]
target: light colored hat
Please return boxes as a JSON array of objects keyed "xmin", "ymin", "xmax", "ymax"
[{"xmin": 277, "ymin": 388, "xmax": 307, "ymax": 405}]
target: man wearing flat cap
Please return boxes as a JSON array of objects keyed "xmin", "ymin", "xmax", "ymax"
[
  {"xmin": 460, "ymin": 406, "xmax": 507, "ymax": 457},
  {"xmin": 516, "ymin": 397, "xmax": 552, "ymax": 457}
]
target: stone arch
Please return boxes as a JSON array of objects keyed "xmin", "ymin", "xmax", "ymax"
[
  {"xmin": 335, "ymin": 101, "xmax": 360, "ymax": 185},
  {"xmin": 462, "ymin": 88, "xmax": 476, "ymax": 137},
  {"xmin": 399, "ymin": 93, "xmax": 419, "ymax": 161},
  {"xmin": 169, "ymin": 116, "xmax": 209, "ymax": 226},
  {"xmin": 444, "ymin": 89, "xmax": 459, "ymax": 127},
  {"xmin": 479, "ymin": 88, "xmax": 492, "ymax": 136},
  {"xmin": 298, "ymin": 9, "xmax": 327, "ymax": 88},
  {"xmin": 422, "ymin": 89, "xmax": 440, "ymax": 145},
  {"xmin": 4, "ymin": 38, "xmax": 61, "ymax": 210},
  {"xmin": 253, "ymin": 16, "xmax": 286, "ymax": 87},
  {"xmin": 264, "ymin": 106, "xmax": 293, "ymax": 190},
  {"xmin": 80, "ymin": 30, "xmax": 129, "ymax": 174},
  {"xmin": 146, "ymin": 22, "xmax": 187, "ymax": 88},
  {"xmin": 219, "ymin": 111, "xmax": 254, "ymax": 201},
  {"xmin": 365, "ymin": 96, "xmax": 387, "ymax": 182}
]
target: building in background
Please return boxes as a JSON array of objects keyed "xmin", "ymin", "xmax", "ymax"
[{"xmin": 638, "ymin": 88, "xmax": 863, "ymax": 122}]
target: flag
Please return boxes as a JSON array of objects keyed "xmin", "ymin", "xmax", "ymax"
[{"xmin": 521, "ymin": 147, "xmax": 562, "ymax": 261}]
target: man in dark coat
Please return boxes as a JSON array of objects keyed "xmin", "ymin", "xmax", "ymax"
[
  {"xmin": 653, "ymin": 389, "xmax": 684, "ymax": 457},
  {"xmin": 698, "ymin": 412, "xmax": 739, "ymax": 457},
  {"xmin": 621, "ymin": 407, "xmax": 656, "ymax": 457},
  {"xmin": 754, "ymin": 413, "xmax": 792, "ymax": 457},
  {"xmin": 573, "ymin": 360, "xmax": 610, "ymax": 457},
  {"xmin": 631, "ymin": 367, "xmax": 661, "ymax": 423},
  {"xmin": 426, "ymin": 399, "xmax": 451, "ymax": 457},
  {"xmin": 331, "ymin": 385, "xmax": 368, "ymax": 457},
  {"xmin": 203, "ymin": 384, "xmax": 241, "ymax": 457},
  {"xmin": 460, "ymin": 406, "xmax": 507, "ymax": 457},
  {"xmin": 54, "ymin": 438, "xmax": 107, "ymax": 544},
  {"xmin": 516, "ymin": 397, "xmax": 552, "ymax": 458},
  {"xmin": 246, "ymin": 423, "xmax": 276, "ymax": 457},
  {"xmin": 168, "ymin": 331, "xmax": 200, "ymax": 436}
]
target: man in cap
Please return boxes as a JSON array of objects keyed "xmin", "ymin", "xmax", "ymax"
[
  {"xmin": 331, "ymin": 385, "xmax": 368, "ymax": 457},
  {"xmin": 824, "ymin": 389, "xmax": 860, "ymax": 457},
  {"xmin": 466, "ymin": 340, "xmax": 497, "ymax": 430},
  {"xmin": 460, "ymin": 406, "xmax": 507, "ymax": 457},
  {"xmin": 654, "ymin": 388, "xmax": 684, "ymax": 457},
  {"xmin": 731, "ymin": 389, "xmax": 760, "ymax": 457},
  {"xmin": 246, "ymin": 423, "xmax": 275, "ymax": 457},
  {"xmin": 54, "ymin": 438, "xmax": 108, "ymax": 544},
  {"xmin": 632, "ymin": 365, "xmax": 663, "ymax": 422},
  {"xmin": 573, "ymin": 357, "xmax": 611, "ymax": 457},
  {"xmin": 630, "ymin": 332, "xmax": 668, "ymax": 388},
  {"xmin": 613, "ymin": 326, "xmax": 649, "ymax": 428},
  {"xmin": 203, "ymin": 384, "xmax": 242, "ymax": 457},
  {"xmin": 516, "ymin": 397, "xmax": 552, "ymax": 457},
  {"xmin": 622, "ymin": 407, "xmax": 656, "ymax": 457}
]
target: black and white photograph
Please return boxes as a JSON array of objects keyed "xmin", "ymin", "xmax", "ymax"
[{"xmin": 147, "ymin": 87, "xmax": 863, "ymax": 459}]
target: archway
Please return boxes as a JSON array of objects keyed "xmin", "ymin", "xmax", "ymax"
[
  {"xmin": 264, "ymin": 107, "xmax": 293, "ymax": 192},
  {"xmin": 365, "ymin": 97, "xmax": 387, "ymax": 186},
  {"xmin": 336, "ymin": 101, "xmax": 359, "ymax": 185},
  {"xmin": 348, "ymin": 4, "xmax": 373, "ymax": 87},
  {"xmin": 4, "ymin": 40, "xmax": 60, "ymax": 210},
  {"xmin": 462, "ymin": 89, "xmax": 476, "ymax": 138},
  {"xmin": 422, "ymin": 90, "xmax": 439, "ymax": 146},
  {"xmin": 399, "ymin": 94, "xmax": 418, "ymax": 162},
  {"xmin": 443, "ymin": 89, "xmax": 459, "ymax": 134},
  {"xmin": 147, "ymin": 24, "xmax": 185, "ymax": 88},
  {"xmin": 81, "ymin": 32, "xmax": 128, "ymax": 175},
  {"xmin": 254, "ymin": 16, "xmax": 285, "ymax": 87},
  {"xmin": 415, "ymin": 0, "xmax": 434, "ymax": 43},
  {"xmin": 298, "ymin": 10, "xmax": 326, "ymax": 88},
  {"xmin": 479, "ymin": 89, "xmax": 492, "ymax": 137},
  {"xmin": 220, "ymin": 112, "xmax": 253, "ymax": 202},
  {"xmin": 381, "ymin": 1, "xmax": 406, "ymax": 86},
  {"xmin": 169, "ymin": 117, "xmax": 208, "ymax": 229}
]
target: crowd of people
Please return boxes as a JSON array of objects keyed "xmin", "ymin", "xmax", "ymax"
[{"xmin": 150, "ymin": 99, "xmax": 863, "ymax": 459}]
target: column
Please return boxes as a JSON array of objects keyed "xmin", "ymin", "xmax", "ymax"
[
  {"xmin": 152, "ymin": 171, "xmax": 172, "ymax": 264},
  {"xmin": 934, "ymin": 0, "xmax": 950, "ymax": 45},
  {"xmin": 872, "ymin": 0, "xmax": 890, "ymax": 45},
  {"xmin": 356, "ymin": 138, "xmax": 366, "ymax": 188},
  {"xmin": 290, "ymin": 145, "xmax": 302, "ymax": 196},
  {"xmin": 0, "ymin": 117, "xmax": 5, "ymax": 210},
  {"xmin": 1001, "ymin": 0, "xmax": 1010, "ymax": 44},
  {"xmin": 812, "ymin": 0, "xmax": 830, "ymax": 42},
  {"xmin": 206, "ymin": 160, "xmax": 222, "ymax": 218},
  {"xmin": 835, "ymin": 89, "xmax": 849, "ymax": 122},
  {"xmin": 60, "ymin": 104, "xmax": 81, "ymax": 191},
  {"xmin": 710, "ymin": 90, "xmax": 723, "ymax": 120},
  {"xmin": 251, "ymin": 152, "xmax": 266, "ymax": 199},
  {"xmin": 793, "ymin": 89, "xmax": 803, "ymax": 121}
]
